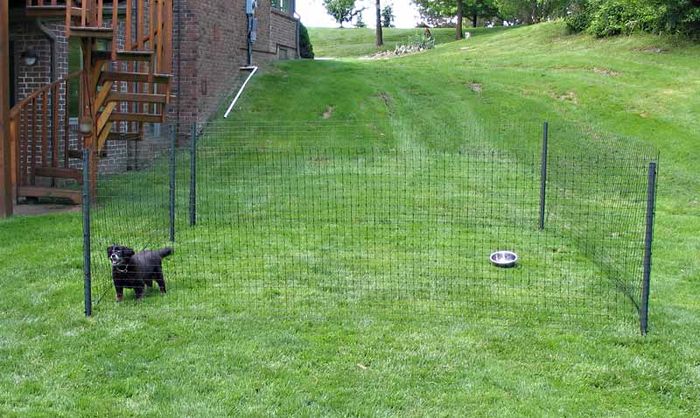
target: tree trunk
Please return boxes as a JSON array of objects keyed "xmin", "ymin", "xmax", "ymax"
[
  {"xmin": 472, "ymin": 11, "xmax": 478, "ymax": 28},
  {"xmin": 456, "ymin": 0, "xmax": 464, "ymax": 40},
  {"xmin": 376, "ymin": 0, "xmax": 383, "ymax": 47}
]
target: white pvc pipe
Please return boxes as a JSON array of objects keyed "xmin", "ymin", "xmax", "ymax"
[{"xmin": 224, "ymin": 66, "xmax": 258, "ymax": 118}]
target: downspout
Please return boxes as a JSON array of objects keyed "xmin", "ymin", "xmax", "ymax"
[
  {"xmin": 291, "ymin": 0, "xmax": 299, "ymax": 59},
  {"xmin": 294, "ymin": 11, "xmax": 300, "ymax": 59},
  {"xmin": 223, "ymin": 66, "xmax": 257, "ymax": 118},
  {"xmin": 35, "ymin": 19, "xmax": 56, "ymax": 82}
]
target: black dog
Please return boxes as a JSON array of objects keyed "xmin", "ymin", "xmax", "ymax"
[{"xmin": 107, "ymin": 245, "xmax": 173, "ymax": 301}]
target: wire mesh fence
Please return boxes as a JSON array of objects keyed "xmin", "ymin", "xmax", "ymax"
[{"xmin": 87, "ymin": 120, "xmax": 658, "ymax": 330}]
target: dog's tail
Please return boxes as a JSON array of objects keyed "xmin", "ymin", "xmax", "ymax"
[{"xmin": 158, "ymin": 247, "xmax": 174, "ymax": 258}]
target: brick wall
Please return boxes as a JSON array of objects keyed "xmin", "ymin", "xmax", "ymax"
[
  {"xmin": 10, "ymin": 2, "xmax": 300, "ymax": 183},
  {"xmin": 171, "ymin": 0, "xmax": 299, "ymax": 135},
  {"xmin": 270, "ymin": 9, "xmax": 298, "ymax": 59},
  {"xmin": 10, "ymin": 20, "xmax": 68, "ymax": 103}
]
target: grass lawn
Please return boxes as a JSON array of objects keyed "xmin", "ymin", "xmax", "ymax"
[
  {"xmin": 1, "ymin": 21, "xmax": 699, "ymax": 416},
  {"xmin": 309, "ymin": 27, "xmax": 461, "ymax": 58}
]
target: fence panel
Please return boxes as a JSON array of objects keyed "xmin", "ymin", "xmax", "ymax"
[{"xmin": 87, "ymin": 121, "xmax": 657, "ymax": 329}]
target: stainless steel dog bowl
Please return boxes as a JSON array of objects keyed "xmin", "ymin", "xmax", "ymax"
[{"xmin": 490, "ymin": 250, "xmax": 518, "ymax": 268}]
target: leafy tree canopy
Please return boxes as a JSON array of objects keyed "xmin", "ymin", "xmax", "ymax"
[
  {"xmin": 382, "ymin": 5, "xmax": 396, "ymax": 27},
  {"xmin": 323, "ymin": 0, "xmax": 365, "ymax": 27},
  {"xmin": 413, "ymin": 0, "xmax": 500, "ymax": 27}
]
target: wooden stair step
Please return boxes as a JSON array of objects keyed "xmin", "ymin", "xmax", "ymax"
[
  {"xmin": 69, "ymin": 26, "xmax": 113, "ymax": 39},
  {"xmin": 107, "ymin": 132, "xmax": 143, "ymax": 141},
  {"xmin": 26, "ymin": 6, "xmax": 83, "ymax": 18},
  {"xmin": 93, "ymin": 50, "xmax": 154, "ymax": 62},
  {"xmin": 115, "ymin": 50, "xmax": 154, "ymax": 61},
  {"xmin": 100, "ymin": 71, "xmax": 171, "ymax": 84},
  {"xmin": 18, "ymin": 186, "xmax": 81, "ymax": 204},
  {"xmin": 108, "ymin": 93, "xmax": 168, "ymax": 104},
  {"xmin": 109, "ymin": 112, "xmax": 164, "ymax": 123},
  {"xmin": 67, "ymin": 149, "xmax": 108, "ymax": 159},
  {"xmin": 33, "ymin": 167, "xmax": 83, "ymax": 183}
]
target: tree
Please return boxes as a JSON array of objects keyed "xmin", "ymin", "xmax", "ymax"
[
  {"xmin": 382, "ymin": 5, "xmax": 395, "ymax": 27},
  {"xmin": 467, "ymin": 0, "xmax": 500, "ymax": 26},
  {"xmin": 355, "ymin": 13, "xmax": 367, "ymax": 27},
  {"xmin": 494, "ymin": 0, "xmax": 567, "ymax": 24},
  {"xmin": 456, "ymin": 0, "xmax": 464, "ymax": 38},
  {"xmin": 323, "ymin": 0, "xmax": 364, "ymax": 28},
  {"xmin": 414, "ymin": 0, "xmax": 457, "ymax": 27},
  {"xmin": 376, "ymin": 0, "xmax": 384, "ymax": 46},
  {"xmin": 413, "ymin": 0, "xmax": 500, "ymax": 29}
]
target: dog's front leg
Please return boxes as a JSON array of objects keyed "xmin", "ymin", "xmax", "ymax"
[
  {"xmin": 134, "ymin": 283, "xmax": 146, "ymax": 300},
  {"xmin": 115, "ymin": 286, "xmax": 124, "ymax": 302}
]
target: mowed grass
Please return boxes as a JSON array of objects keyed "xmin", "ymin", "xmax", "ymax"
[
  {"xmin": 1, "ymin": 21, "xmax": 699, "ymax": 415},
  {"xmin": 309, "ymin": 27, "xmax": 460, "ymax": 57},
  {"xmin": 91, "ymin": 128, "xmax": 638, "ymax": 322}
]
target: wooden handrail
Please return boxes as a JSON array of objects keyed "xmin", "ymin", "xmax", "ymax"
[
  {"xmin": 10, "ymin": 71, "xmax": 82, "ymax": 118},
  {"xmin": 9, "ymin": 71, "xmax": 84, "ymax": 189}
]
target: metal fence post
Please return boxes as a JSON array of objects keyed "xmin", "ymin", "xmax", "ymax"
[
  {"xmin": 169, "ymin": 127, "xmax": 176, "ymax": 242},
  {"xmin": 538, "ymin": 121, "xmax": 549, "ymax": 230},
  {"xmin": 82, "ymin": 149, "xmax": 92, "ymax": 317},
  {"xmin": 189, "ymin": 123, "xmax": 197, "ymax": 226},
  {"xmin": 640, "ymin": 160, "xmax": 658, "ymax": 335}
]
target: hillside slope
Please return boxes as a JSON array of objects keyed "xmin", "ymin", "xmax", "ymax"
[{"xmin": 230, "ymin": 19, "xmax": 700, "ymax": 385}]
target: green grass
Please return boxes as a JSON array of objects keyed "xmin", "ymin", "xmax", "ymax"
[
  {"xmin": 1, "ymin": 21, "xmax": 699, "ymax": 416},
  {"xmin": 309, "ymin": 27, "xmax": 461, "ymax": 57}
]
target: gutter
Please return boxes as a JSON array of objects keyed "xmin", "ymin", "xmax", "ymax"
[
  {"xmin": 223, "ymin": 66, "xmax": 258, "ymax": 118},
  {"xmin": 35, "ymin": 20, "xmax": 56, "ymax": 82},
  {"xmin": 294, "ymin": 11, "xmax": 301, "ymax": 59}
]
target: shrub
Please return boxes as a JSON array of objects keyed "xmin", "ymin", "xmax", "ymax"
[
  {"xmin": 587, "ymin": 0, "xmax": 662, "ymax": 37},
  {"xmin": 299, "ymin": 23, "xmax": 315, "ymax": 59},
  {"xmin": 664, "ymin": 0, "xmax": 700, "ymax": 36},
  {"xmin": 565, "ymin": 0, "xmax": 593, "ymax": 33},
  {"xmin": 565, "ymin": 0, "xmax": 699, "ymax": 37}
]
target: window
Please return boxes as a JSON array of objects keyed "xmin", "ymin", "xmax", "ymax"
[{"xmin": 271, "ymin": 0, "xmax": 293, "ymax": 14}]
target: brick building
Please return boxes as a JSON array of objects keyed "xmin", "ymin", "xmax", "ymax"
[
  {"xmin": 1, "ymin": 0, "xmax": 300, "ymax": 208},
  {"xmin": 173, "ymin": 0, "xmax": 299, "ymax": 131}
]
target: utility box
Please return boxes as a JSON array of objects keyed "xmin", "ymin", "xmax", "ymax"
[{"xmin": 246, "ymin": 0, "xmax": 256, "ymax": 15}]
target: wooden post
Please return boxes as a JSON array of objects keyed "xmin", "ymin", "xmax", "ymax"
[
  {"xmin": 1, "ymin": 0, "xmax": 14, "ymax": 217},
  {"xmin": 80, "ymin": 38, "xmax": 98, "ymax": 201}
]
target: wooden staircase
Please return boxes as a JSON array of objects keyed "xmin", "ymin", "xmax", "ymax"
[{"xmin": 11, "ymin": 0, "xmax": 173, "ymax": 203}]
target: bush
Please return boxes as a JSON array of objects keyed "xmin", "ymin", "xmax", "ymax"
[
  {"xmin": 664, "ymin": 0, "xmax": 700, "ymax": 36},
  {"xmin": 565, "ymin": 0, "xmax": 593, "ymax": 33},
  {"xmin": 407, "ymin": 33, "xmax": 436, "ymax": 50},
  {"xmin": 299, "ymin": 23, "xmax": 315, "ymax": 59},
  {"xmin": 565, "ymin": 0, "xmax": 699, "ymax": 37},
  {"xmin": 587, "ymin": 0, "xmax": 662, "ymax": 37}
]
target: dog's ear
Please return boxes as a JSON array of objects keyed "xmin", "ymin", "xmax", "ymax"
[
  {"xmin": 123, "ymin": 247, "xmax": 135, "ymax": 257},
  {"xmin": 107, "ymin": 245, "xmax": 115, "ymax": 256}
]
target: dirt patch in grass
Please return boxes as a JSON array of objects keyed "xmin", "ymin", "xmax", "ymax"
[
  {"xmin": 13, "ymin": 202, "xmax": 80, "ymax": 216},
  {"xmin": 376, "ymin": 92, "xmax": 393, "ymax": 108},
  {"xmin": 593, "ymin": 67, "xmax": 620, "ymax": 77},
  {"xmin": 468, "ymin": 82, "xmax": 482, "ymax": 93},
  {"xmin": 636, "ymin": 46, "xmax": 666, "ymax": 54},
  {"xmin": 322, "ymin": 106, "xmax": 334, "ymax": 119},
  {"xmin": 550, "ymin": 91, "xmax": 578, "ymax": 104}
]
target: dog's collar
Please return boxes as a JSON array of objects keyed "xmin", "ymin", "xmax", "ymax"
[{"xmin": 114, "ymin": 264, "xmax": 128, "ymax": 273}]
